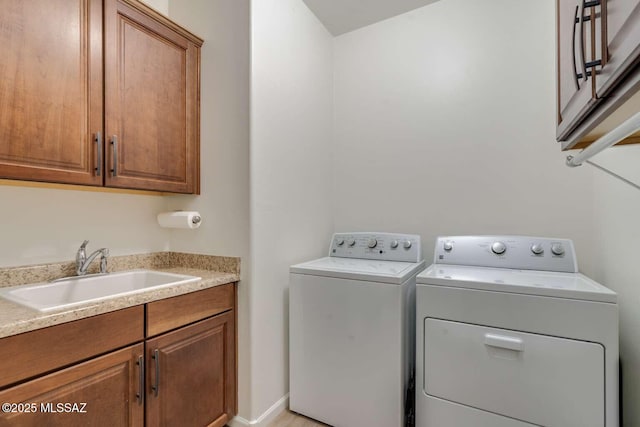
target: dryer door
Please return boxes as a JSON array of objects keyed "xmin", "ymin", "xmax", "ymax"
[{"xmin": 423, "ymin": 318, "xmax": 604, "ymax": 427}]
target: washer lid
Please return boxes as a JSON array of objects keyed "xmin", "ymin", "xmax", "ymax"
[
  {"xmin": 290, "ymin": 257, "xmax": 426, "ymax": 284},
  {"xmin": 417, "ymin": 265, "xmax": 617, "ymax": 303}
]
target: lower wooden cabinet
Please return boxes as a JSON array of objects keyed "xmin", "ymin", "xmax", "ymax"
[
  {"xmin": 0, "ymin": 344, "xmax": 144, "ymax": 427},
  {"xmin": 0, "ymin": 283, "xmax": 237, "ymax": 426},
  {"xmin": 146, "ymin": 312, "xmax": 236, "ymax": 427}
]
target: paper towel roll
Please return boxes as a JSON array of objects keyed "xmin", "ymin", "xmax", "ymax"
[{"xmin": 157, "ymin": 211, "xmax": 202, "ymax": 229}]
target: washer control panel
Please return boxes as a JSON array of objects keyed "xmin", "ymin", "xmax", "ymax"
[
  {"xmin": 434, "ymin": 236, "xmax": 578, "ymax": 273},
  {"xmin": 330, "ymin": 232, "xmax": 422, "ymax": 263}
]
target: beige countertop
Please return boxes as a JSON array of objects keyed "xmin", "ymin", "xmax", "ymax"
[{"xmin": 0, "ymin": 253, "xmax": 240, "ymax": 339}]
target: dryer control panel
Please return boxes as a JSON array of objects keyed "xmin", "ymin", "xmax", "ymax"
[
  {"xmin": 330, "ymin": 232, "xmax": 422, "ymax": 263},
  {"xmin": 433, "ymin": 235, "xmax": 578, "ymax": 273}
]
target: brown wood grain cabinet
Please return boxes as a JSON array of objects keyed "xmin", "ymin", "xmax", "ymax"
[
  {"xmin": 0, "ymin": 0, "xmax": 202, "ymax": 193},
  {"xmin": 0, "ymin": 0, "xmax": 103, "ymax": 186},
  {"xmin": 594, "ymin": 0, "xmax": 640, "ymax": 97},
  {"xmin": 556, "ymin": 0, "xmax": 640, "ymax": 148},
  {"xmin": 556, "ymin": 0, "xmax": 603, "ymax": 141},
  {"xmin": 0, "ymin": 344, "xmax": 145, "ymax": 427},
  {"xmin": 0, "ymin": 284, "xmax": 237, "ymax": 426},
  {"xmin": 104, "ymin": 0, "xmax": 201, "ymax": 193},
  {"xmin": 146, "ymin": 312, "xmax": 236, "ymax": 427}
]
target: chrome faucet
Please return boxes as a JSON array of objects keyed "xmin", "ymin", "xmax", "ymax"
[{"xmin": 76, "ymin": 240, "xmax": 109, "ymax": 276}]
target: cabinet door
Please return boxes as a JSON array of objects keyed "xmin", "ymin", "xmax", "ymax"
[
  {"xmin": 104, "ymin": 0, "xmax": 201, "ymax": 193},
  {"xmin": 557, "ymin": 0, "xmax": 600, "ymax": 140},
  {"xmin": 146, "ymin": 312, "xmax": 236, "ymax": 427},
  {"xmin": 596, "ymin": 0, "xmax": 640, "ymax": 96},
  {"xmin": 0, "ymin": 344, "xmax": 144, "ymax": 427},
  {"xmin": 0, "ymin": 0, "xmax": 103, "ymax": 186}
]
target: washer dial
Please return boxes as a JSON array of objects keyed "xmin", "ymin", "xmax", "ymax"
[
  {"xmin": 531, "ymin": 244, "xmax": 544, "ymax": 255},
  {"xmin": 491, "ymin": 241, "xmax": 507, "ymax": 255},
  {"xmin": 551, "ymin": 243, "xmax": 565, "ymax": 256}
]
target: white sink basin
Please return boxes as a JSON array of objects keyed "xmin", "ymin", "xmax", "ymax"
[{"xmin": 0, "ymin": 270, "xmax": 201, "ymax": 312}]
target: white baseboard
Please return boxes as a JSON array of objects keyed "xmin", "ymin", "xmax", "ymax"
[{"xmin": 227, "ymin": 394, "xmax": 289, "ymax": 427}]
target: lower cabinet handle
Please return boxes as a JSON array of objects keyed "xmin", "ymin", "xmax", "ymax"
[
  {"xmin": 484, "ymin": 333, "xmax": 524, "ymax": 352},
  {"xmin": 152, "ymin": 349, "xmax": 160, "ymax": 397},
  {"xmin": 110, "ymin": 135, "xmax": 118, "ymax": 177},
  {"xmin": 136, "ymin": 355, "xmax": 144, "ymax": 405}
]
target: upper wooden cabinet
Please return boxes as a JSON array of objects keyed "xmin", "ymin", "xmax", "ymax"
[
  {"xmin": 556, "ymin": 0, "xmax": 640, "ymax": 149},
  {"xmin": 556, "ymin": 0, "xmax": 600, "ymax": 140},
  {"xmin": 104, "ymin": 0, "xmax": 201, "ymax": 193},
  {"xmin": 0, "ymin": 0, "xmax": 202, "ymax": 194},
  {"xmin": 0, "ymin": 0, "xmax": 103, "ymax": 186},
  {"xmin": 595, "ymin": 0, "xmax": 640, "ymax": 97}
]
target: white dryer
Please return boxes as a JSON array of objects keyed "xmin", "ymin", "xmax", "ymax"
[
  {"xmin": 290, "ymin": 232, "xmax": 426, "ymax": 427},
  {"xmin": 416, "ymin": 236, "xmax": 618, "ymax": 427}
]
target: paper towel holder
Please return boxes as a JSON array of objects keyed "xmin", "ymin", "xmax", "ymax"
[{"xmin": 157, "ymin": 211, "xmax": 203, "ymax": 229}]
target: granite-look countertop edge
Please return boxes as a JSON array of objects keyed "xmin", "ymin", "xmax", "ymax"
[
  {"xmin": 0, "ymin": 252, "xmax": 240, "ymax": 287},
  {"xmin": 0, "ymin": 267, "xmax": 239, "ymax": 339}
]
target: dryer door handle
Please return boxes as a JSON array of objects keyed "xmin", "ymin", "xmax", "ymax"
[{"xmin": 484, "ymin": 333, "xmax": 524, "ymax": 352}]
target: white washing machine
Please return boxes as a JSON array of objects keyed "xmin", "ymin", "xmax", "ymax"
[
  {"xmin": 416, "ymin": 236, "xmax": 618, "ymax": 427},
  {"xmin": 290, "ymin": 232, "xmax": 426, "ymax": 427}
]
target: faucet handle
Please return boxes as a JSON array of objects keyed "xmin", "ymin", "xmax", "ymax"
[
  {"xmin": 100, "ymin": 249, "xmax": 109, "ymax": 274},
  {"xmin": 76, "ymin": 240, "xmax": 89, "ymax": 275}
]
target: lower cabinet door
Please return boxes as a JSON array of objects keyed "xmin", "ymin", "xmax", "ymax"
[
  {"xmin": 146, "ymin": 311, "xmax": 235, "ymax": 427},
  {"xmin": 0, "ymin": 343, "xmax": 144, "ymax": 427}
]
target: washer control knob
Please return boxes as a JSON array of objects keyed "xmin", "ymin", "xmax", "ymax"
[
  {"xmin": 390, "ymin": 240, "xmax": 399, "ymax": 249},
  {"xmin": 347, "ymin": 238, "xmax": 356, "ymax": 247},
  {"xmin": 403, "ymin": 240, "xmax": 412, "ymax": 249},
  {"xmin": 551, "ymin": 243, "xmax": 565, "ymax": 256},
  {"xmin": 336, "ymin": 238, "xmax": 345, "ymax": 246},
  {"xmin": 531, "ymin": 244, "xmax": 544, "ymax": 255},
  {"xmin": 367, "ymin": 238, "xmax": 378, "ymax": 248},
  {"xmin": 443, "ymin": 241, "xmax": 453, "ymax": 252},
  {"xmin": 491, "ymin": 241, "xmax": 507, "ymax": 255}
]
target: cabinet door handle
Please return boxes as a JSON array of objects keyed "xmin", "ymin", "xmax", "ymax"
[
  {"xmin": 577, "ymin": 1, "xmax": 587, "ymax": 82},
  {"xmin": 571, "ymin": 5, "xmax": 580, "ymax": 89},
  {"xmin": 576, "ymin": 1, "xmax": 603, "ymax": 80},
  {"xmin": 151, "ymin": 349, "xmax": 160, "ymax": 397},
  {"xmin": 110, "ymin": 135, "xmax": 118, "ymax": 177},
  {"xmin": 95, "ymin": 132, "xmax": 102, "ymax": 177},
  {"xmin": 484, "ymin": 333, "xmax": 524, "ymax": 352},
  {"xmin": 136, "ymin": 355, "xmax": 144, "ymax": 405}
]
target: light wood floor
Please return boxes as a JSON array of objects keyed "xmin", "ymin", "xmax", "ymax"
[{"xmin": 267, "ymin": 410, "xmax": 330, "ymax": 427}]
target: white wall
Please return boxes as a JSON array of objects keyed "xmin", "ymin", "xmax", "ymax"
[
  {"xmin": 166, "ymin": 0, "xmax": 250, "ymax": 263},
  {"xmin": 250, "ymin": 0, "xmax": 334, "ymax": 421},
  {"xmin": 166, "ymin": 0, "xmax": 252, "ymax": 419},
  {"xmin": 141, "ymin": 0, "xmax": 168, "ymax": 15},
  {"xmin": 0, "ymin": 185, "xmax": 170, "ymax": 267},
  {"xmin": 332, "ymin": 0, "xmax": 597, "ymax": 274},
  {"xmin": 592, "ymin": 173, "xmax": 640, "ymax": 426}
]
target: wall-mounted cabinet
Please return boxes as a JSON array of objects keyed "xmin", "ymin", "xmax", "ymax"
[
  {"xmin": 556, "ymin": 0, "xmax": 640, "ymax": 149},
  {"xmin": 0, "ymin": 0, "xmax": 202, "ymax": 194}
]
